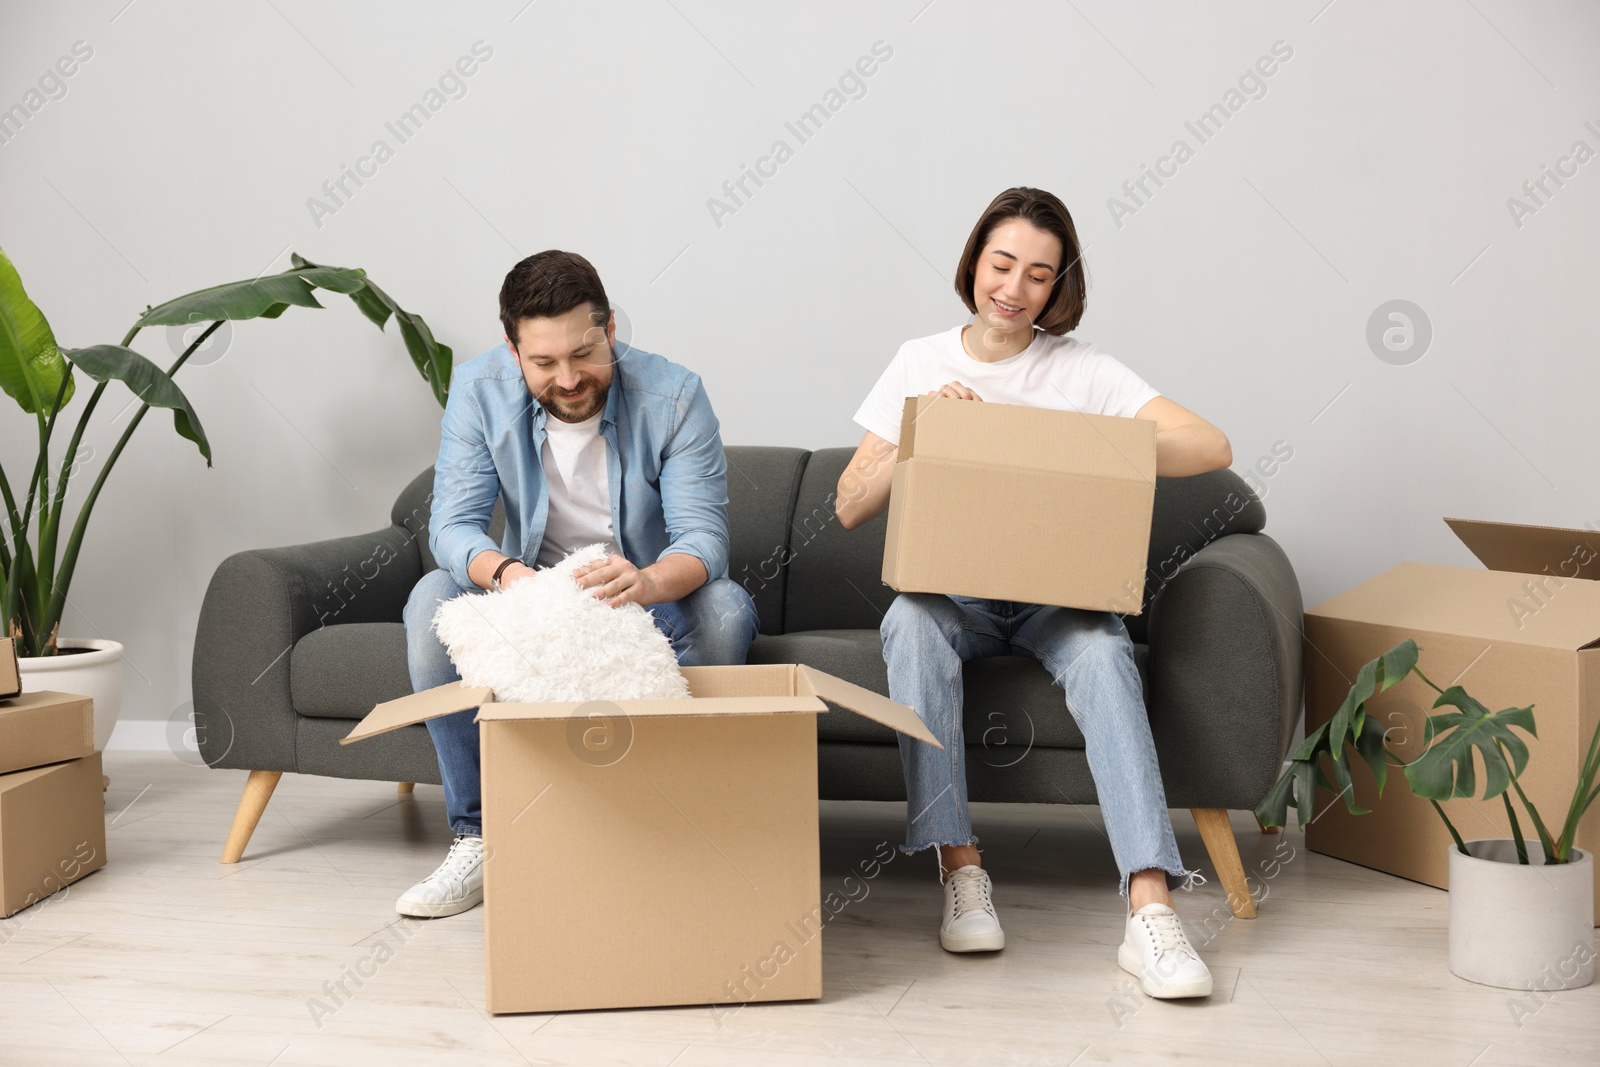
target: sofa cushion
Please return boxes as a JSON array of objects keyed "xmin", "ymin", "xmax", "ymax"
[
  {"xmin": 747, "ymin": 630, "xmax": 1149, "ymax": 751},
  {"xmin": 288, "ymin": 610, "xmax": 1153, "ymax": 753},
  {"xmin": 724, "ymin": 446, "xmax": 811, "ymax": 636},
  {"xmin": 292, "ymin": 623, "xmax": 412, "ymax": 719}
]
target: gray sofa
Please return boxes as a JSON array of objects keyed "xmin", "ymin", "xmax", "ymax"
[{"xmin": 195, "ymin": 447, "xmax": 1303, "ymax": 916}]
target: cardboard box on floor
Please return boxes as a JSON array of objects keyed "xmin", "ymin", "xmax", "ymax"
[
  {"xmin": 342, "ymin": 663, "xmax": 939, "ymax": 1015},
  {"xmin": 881, "ymin": 395, "xmax": 1157, "ymax": 613},
  {"xmin": 1304, "ymin": 517, "xmax": 1600, "ymax": 913},
  {"xmin": 0, "ymin": 687, "xmax": 105, "ymax": 918}
]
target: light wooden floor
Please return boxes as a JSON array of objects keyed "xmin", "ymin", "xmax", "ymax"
[{"xmin": 1, "ymin": 753, "xmax": 1596, "ymax": 1066}]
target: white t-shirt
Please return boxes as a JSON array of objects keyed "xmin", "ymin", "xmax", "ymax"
[
  {"xmin": 853, "ymin": 326, "xmax": 1161, "ymax": 447},
  {"xmin": 535, "ymin": 409, "xmax": 618, "ymax": 568}
]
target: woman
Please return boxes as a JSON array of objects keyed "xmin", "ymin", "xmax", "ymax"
[{"xmin": 835, "ymin": 187, "xmax": 1232, "ymax": 1000}]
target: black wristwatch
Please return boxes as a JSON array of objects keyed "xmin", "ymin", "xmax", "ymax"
[{"xmin": 490, "ymin": 557, "xmax": 520, "ymax": 592}]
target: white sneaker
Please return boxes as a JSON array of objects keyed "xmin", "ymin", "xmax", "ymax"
[
  {"xmin": 1118, "ymin": 903, "xmax": 1213, "ymax": 998},
  {"xmin": 940, "ymin": 865, "xmax": 1005, "ymax": 952},
  {"xmin": 396, "ymin": 834, "xmax": 484, "ymax": 918}
]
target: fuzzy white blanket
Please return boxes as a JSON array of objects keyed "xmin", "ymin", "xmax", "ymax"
[{"xmin": 431, "ymin": 543, "xmax": 690, "ymax": 703}]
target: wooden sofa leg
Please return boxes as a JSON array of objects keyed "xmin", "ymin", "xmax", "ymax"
[
  {"xmin": 1191, "ymin": 808, "xmax": 1257, "ymax": 919},
  {"xmin": 397, "ymin": 782, "xmax": 414, "ymax": 794},
  {"xmin": 221, "ymin": 770, "xmax": 282, "ymax": 864}
]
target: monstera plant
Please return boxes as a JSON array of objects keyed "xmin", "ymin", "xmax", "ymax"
[
  {"xmin": 0, "ymin": 248, "xmax": 452, "ymax": 658},
  {"xmin": 1258, "ymin": 637, "xmax": 1599, "ymax": 991},
  {"xmin": 1256, "ymin": 637, "xmax": 1599, "ymax": 867}
]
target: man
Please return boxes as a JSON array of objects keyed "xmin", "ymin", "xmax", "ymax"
[{"xmin": 398, "ymin": 250, "xmax": 759, "ymax": 917}]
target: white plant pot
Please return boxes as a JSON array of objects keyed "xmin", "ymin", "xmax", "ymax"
[
  {"xmin": 1448, "ymin": 839, "xmax": 1594, "ymax": 991},
  {"xmin": 17, "ymin": 638, "xmax": 126, "ymax": 751}
]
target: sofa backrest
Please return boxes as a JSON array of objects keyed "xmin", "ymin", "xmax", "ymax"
[
  {"xmin": 1132, "ymin": 467, "xmax": 1267, "ymax": 641},
  {"xmin": 730, "ymin": 448, "xmax": 1268, "ymax": 644},
  {"xmin": 777, "ymin": 447, "xmax": 897, "ymax": 633},
  {"xmin": 723, "ymin": 446, "xmax": 810, "ymax": 636},
  {"xmin": 394, "ymin": 447, "xmax": 1267, "ymax": 643},
  {"xmin": 392, "ymin": 468, "xmax": 506, "ymax": 577}
]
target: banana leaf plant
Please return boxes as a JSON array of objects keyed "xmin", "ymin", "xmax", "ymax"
[
  {"xmin": 0, "ymin": 247, "xmax": 452, "ymax": 657},
  {"xmin": 1257, "ymin": 638, "xmax": 1600, "ymax": 865}
]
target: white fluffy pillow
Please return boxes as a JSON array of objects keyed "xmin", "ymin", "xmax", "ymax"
[{"xmin": 431, "ymin": 543, "xmax": 690, "ymax": 703}]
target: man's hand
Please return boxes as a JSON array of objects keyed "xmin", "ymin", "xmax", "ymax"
[
  {"xmin": 573, "ymin": 554, "xmax": 665, "ymax": 608},
  {"xmin": 497, "ymin": 561, "xmax": 538, "ymax": 590},
  {"xmin": 927, "ymin": 381, "xmax": 983, "ymax": 402}
]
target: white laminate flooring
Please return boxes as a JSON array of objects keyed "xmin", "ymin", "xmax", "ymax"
[{"xmin": 1, "ymin": 752, "xmax": 1596, "ymax": 1066}]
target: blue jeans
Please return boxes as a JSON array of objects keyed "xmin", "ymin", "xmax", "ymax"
[
  {"xmin": 880, "ymin": 593, "xmax": 1189, "ymax": 898},
  {"xmin": 403, "ymin": 567, "xmax": 760, "ymax": 835}
]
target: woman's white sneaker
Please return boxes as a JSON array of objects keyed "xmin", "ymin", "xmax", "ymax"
[
  {"xmin": 1118, "ymin": 903, "xmax": 1212, "ymax": 998},
  {"xmin": 940, "ymin": 865, "xmax": 1005, "ymax": 952},
  {"xmin": 396, "ymin": 834, "xmax": 485, "ymax": 918}
]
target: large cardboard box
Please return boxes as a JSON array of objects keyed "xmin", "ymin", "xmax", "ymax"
[
  {"xmin": 343, "ymin": 663, "xmax": 938, "ymax": 1014},
  {"xmin": 0, "ymin": 752, "xmax": 107, "ymax": 918},
  {"xmin": 1304, "ymin": 517, "xmax": 1600, "ymax": 912},
  {"xmin": 0, "ymin": 691, "xmax": 95, "ymax": 777},
  {"xmin": 881, "ymin": 395, "xmax": 1157, "ymax": 613}
]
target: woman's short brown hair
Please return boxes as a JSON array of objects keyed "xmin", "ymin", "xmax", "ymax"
[
  {"xmin": 499, "ymin": 250, "xmax": 610, "ymax": 346},
  {"xmin": 954, "ymin": 187, "xmax": 1087, "ymax": 336}
]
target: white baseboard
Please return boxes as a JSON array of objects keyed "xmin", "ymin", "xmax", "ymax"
[{"xmin": 106, "ymin": 719, "xmax": 181, "ymax": 752}]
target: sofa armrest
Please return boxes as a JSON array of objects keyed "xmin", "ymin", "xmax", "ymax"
[
  {"xmin": 192, "ymin": 524, "xmax": 425, "ymax": 772},
  {"xmin": 1144, "ymin": 532, "xmax": 1304, "ymax": 809}
]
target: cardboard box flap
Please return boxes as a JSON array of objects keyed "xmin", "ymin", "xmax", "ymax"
[
  {"xmin": 1445, "ymin": 517, "xmax": 1600, "ymax": 581},
  {"xmin": 476, "ymin": 694, "xmax": 822, "ymax": 721},
  {"xmin": 898, "ymin": 396, "xmax": 1155, "ymax": 481},
  {"xmin": 1307, "ymin": 561, "xmax": 1600, "ymax": 650},
  {"xmin": 341, "ymin": 682, "xmax": 493, "ymax": 744},
  {"xmin": 796, "ymin": 665, "xmax": 942, "ymax": 747}
]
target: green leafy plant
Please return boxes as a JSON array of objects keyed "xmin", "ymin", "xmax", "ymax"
[
  {"xmin": 1257, "ymin": 638, "xmax": 1600, "ymax": 865},
  {"xmin": 0, "ymin": 247, "xmax": 452, "ymax": 657}
]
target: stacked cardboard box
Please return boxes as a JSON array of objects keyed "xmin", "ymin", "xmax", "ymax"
[
  {"xmin": 1303, "ymin": 518, "xmax": 1600, "ymax": 913},
  {"xmin": 0, "ymin": 639, "xmax": 107, "ymax": 918}
]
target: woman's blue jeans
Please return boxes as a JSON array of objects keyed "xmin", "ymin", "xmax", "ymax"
[
  {"xmin": 880, "ymin": 592, "xmax": 1189, "ymax": 898},
  {"xmin": 403, "ymin": 566, "xmax": 760, "ymax": 835}
]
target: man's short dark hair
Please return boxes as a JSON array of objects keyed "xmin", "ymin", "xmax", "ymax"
[
  {"xmin": 498, "ymin": 250, "xmax": 610, "ymax": 346},
  {"xmin": 954, "ymin": 187, "xmax": 1087, "ymax": 336}
]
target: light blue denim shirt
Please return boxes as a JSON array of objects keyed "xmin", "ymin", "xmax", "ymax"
[{"xmin": 428, "ymin": 341, "xmax": 731, "ymax": 590}]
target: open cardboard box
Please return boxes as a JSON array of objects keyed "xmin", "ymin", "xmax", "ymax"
[
  {"xmin": 343, "ymin": 663, "xmax": 939, "ymax": 1014},
  {"xmin": 1304, "ymin": 517, "xmax": 1600, "ymax": 912},
  {"xmin": 882, "ymin": 394, "xmax": 1157, "ymax": 613}
]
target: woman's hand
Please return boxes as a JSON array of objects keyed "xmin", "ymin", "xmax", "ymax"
[{"xmin": 927, "ymin": 381, "xmax": 983, "ymax": 402}]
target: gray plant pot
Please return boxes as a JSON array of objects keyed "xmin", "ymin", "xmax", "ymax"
[{"xmin": 1448, "ymin": 840, "xmax": 1594, "ymax": 991}]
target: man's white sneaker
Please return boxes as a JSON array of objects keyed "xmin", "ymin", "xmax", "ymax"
[
  {"xmin": 396, "ymin": 834, "xmax": 484, "ymax": 918},
  {"xmin": 1118, "ymin": 903, "xmax": 1212, "ymax": 998},
  {"xmin": 940, "ymin": 865, "xmax": 1005, "ymax": 952}
]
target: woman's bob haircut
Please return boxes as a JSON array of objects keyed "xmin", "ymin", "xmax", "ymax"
[{"xmin": 954, "ymin": 187, "xmax": 1088, "ymax": 336}]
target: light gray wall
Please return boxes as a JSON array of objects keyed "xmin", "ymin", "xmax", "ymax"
[{"xmin": 2, "ymin": 1, "xmax": 1596, "ymax": 726}]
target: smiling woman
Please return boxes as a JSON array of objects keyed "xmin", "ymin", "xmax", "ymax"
[{"xmin": 835, "ymin": 185, "xmax": 1234, "ymax": 1001}]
